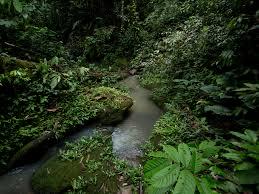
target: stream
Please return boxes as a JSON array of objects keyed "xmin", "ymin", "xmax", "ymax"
[{"xmin": 0, "ymin": 76, "xmax": 162, "ymax": 194}]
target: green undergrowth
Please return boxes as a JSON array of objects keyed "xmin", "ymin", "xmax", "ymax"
[
  {"xmin": 0, "ymin": 81, "xmax": 133, "ymax": 172},
  {"xmin": 133, "ymin": 1, "xmax": 259, "ymax": 193},
  {"xmin": 133, "ymin": 0, "xmax": 259, "ymax": 127},
  {"xmin": 152, "ymin": 105, "xmax": 209, "ymax": 145},
  {"xmin": 32, "ymin": 132, "xmax": 141, "ymax": 194}
]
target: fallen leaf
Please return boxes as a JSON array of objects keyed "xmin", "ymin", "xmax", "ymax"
[
  {"xmin": 95, "ymin": 95, "xmax": 107, "ymax": 100},
  {"xmin": 47, "ymin": 108, "xmax": 58, "ymax": 112}
]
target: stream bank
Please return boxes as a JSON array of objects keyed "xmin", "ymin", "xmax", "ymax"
[{"xmin": 0, "ymin": 76, "xmax": 162, "ymax": 194}]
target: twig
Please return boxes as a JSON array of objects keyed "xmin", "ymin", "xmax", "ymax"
[{"xmin": 4, "ymin": 42, "xmax": 40, "ymax": 55}]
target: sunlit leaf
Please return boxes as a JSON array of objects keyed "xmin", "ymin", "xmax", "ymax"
[
  {"xmin": 50, "ymin": 74, "xmax": 61, "ymax": 90},
  {"xmin": 144, "ymin": 158, "xmax": 171, "ymax": 179},
  {"xmin": 13, "ymin": 0, "xmax": 23, "ymax": 13},
  {"xmin": 151, "ymin": 164, "xmax": 180, "ymax": 188},
  {"xmin": 163, "ymin": 144, "xmax": 180, "ymax": 163}
]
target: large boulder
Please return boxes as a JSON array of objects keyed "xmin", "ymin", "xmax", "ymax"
[{"xmin": 93, "ymin": 87, "xmax": 133, "ymax": 124}]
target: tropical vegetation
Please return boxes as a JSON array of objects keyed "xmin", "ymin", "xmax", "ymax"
[{"xmin": 0, "ymin": 0, "xmax": 258, "ymax": 193}]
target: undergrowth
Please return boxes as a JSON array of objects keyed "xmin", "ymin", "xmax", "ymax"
[{"xmin": 32, "ymin": 132, "xmax": 141, "ymax": 194}]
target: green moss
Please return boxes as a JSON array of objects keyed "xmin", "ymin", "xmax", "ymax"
[
  {"xmin": 0, "ymin": 54, "xmax": 36, "ymax": 73},
  {"xmin": 148, "ymin": 105, "xmax": 209, "ymax": 147},
  {"xmin": 92, "ymin": 87, "xmax": 133, "ymax": 124},
  {"xmin": 32, "ymin": 156, "xmax": 81, "ymax": 193},
  {"xmin": 32, "ymin": 133, "xmax": 121, "ymax": 193}
]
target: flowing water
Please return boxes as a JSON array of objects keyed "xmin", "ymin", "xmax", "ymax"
[
  {"xmin": 0, "ymin": 76, "xmax": 162, "ymax": 194},
  {"xmin": 112, "ymin": 76, "xmax": 162, "ymax": 164}
]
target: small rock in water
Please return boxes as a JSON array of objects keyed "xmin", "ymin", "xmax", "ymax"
[
  {"xmin": 118, "ymin": 185, "xmax": 132, "ymax": 194},
  {"xmin": 129, "ymin": 69, "xmax": 137, "ymax": 75},
  {"xmin": 119, "ymin": 176, "xmax": 124, "ymax": 181}
]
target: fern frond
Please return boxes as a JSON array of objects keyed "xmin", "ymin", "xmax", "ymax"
[{"xmin": 230, "ymin": 130, "xmax": 258, "ymax": 144}]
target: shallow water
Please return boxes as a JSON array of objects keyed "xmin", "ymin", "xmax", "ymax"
[
  {"xmin": 112, "ymin": 76, "xmax": 162, "ymax": 164},
  {"xmin": 0, "ymin": 76, "xmax": 162, "ymax": 194}
]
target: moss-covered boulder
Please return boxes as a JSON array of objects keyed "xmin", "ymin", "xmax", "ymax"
[
  {"xmin": 92, "ymin": 87, "xmax": 133, "ymax": 124},
  {"xmin": 32, "ymin": 133, "xmax": 126, "ymax": 193}
]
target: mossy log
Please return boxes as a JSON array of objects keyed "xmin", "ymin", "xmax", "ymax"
[
  {"xmin": 0, "ymin": 54, "xmax": 36, "ymax": 73},
  {"xmin": 7, "ymin": 131, "xmax": 55, "ymax": 169}
]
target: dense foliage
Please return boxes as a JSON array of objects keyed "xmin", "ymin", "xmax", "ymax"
[
  {"xmin": 32, "ymin": 132, "xmax": 141, "ymax": 193},
  {"xmin": 134, "ymin": 0, "xmax": 259, "ymax": 193},
  {"xmin": 0, "ymin": 0, "xmax": 135, "ymax": 170},
  {"xmin": 0, "ymin": 0, "xmax": 259, "ymax": 193}
]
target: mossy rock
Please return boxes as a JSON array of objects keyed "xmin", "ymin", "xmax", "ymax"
[
  {"xmin": 92, "ymin": 87, "xmax": 133, "ymax": 124},
  {"xmin": 32, "ymin": 134, "xmax": 121, "ymax": 193}
]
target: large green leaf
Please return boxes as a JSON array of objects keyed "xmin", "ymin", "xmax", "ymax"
[
  {"xmin": 200, "ymin": 85, "xmax": 220, "ymax": 93},
  {"xmin": 13, "ymin": 0, "xmax": 22, "ymax": 13},
  {"xmin": 178, "ymin": 143, "xmax": 191, "ymax": 167},
  {"xmin": 199, "ymin": 141, "xmax": 219, "ymax": 158},
  {"xmin": 209, "ymin": 166, "xmax": 226, "ymax": 177},
  {"xmin": 149, "ymin": 151, "xmax": 171, "ymax": 159},
  {"xmin": 189, "ymin": 149, "xmax": 204, "ymax": 173},
  {"xmin": 163, "ymin": 144, "xmax": 180, "ymax": 163},
  {"xmin": 234, "ymin": 162, "xmax": 255, "ymax": 171},
  {"xmin": 217, "ymin": 181, "xmax": 241, "ymax": 193},
  {"xmin": 151, "ymin": 164, "xmax": 180, "ymax": 188},
  {"xmin": 248, "ymin": 153, "xmax": 259, "ymax": 162},
  {"xmin": 147, "ymin": 186, "xmax": 170, "ymax": 194},
  {"xmin": 230, "ymin": 130, "xmax": 258, "ymax": 144},
  {"xmin": 50, "ymin": 74, "xmax": 61, "ymax": 90},
  {"xmin": 196, "ymin": 177, "xmax": 214, "ymax": 194},
  {"xmin": 144, "ymin": 158, "xmax": 171, "ymax": 179},
  {"xmin": 222, "ymin": 153, "xmax": 244, "ymax": 162},
  {"xmin": 204, "ymin": 105, "xmax": 231, "ymax": 116},
  {"xmin": 231, "ymin": 141, "xmax": 259, "ymax": 153},
  {"xmin": 236, "ymin": 168, "xmax": 259, "ymax": 184},
  {"xmin": 172, "ymin": 170, "xmax": 196, "ymax": 194},
  {"xmin": 245, "ymin": 130, "xmax": 258, "ymax": 143}
]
